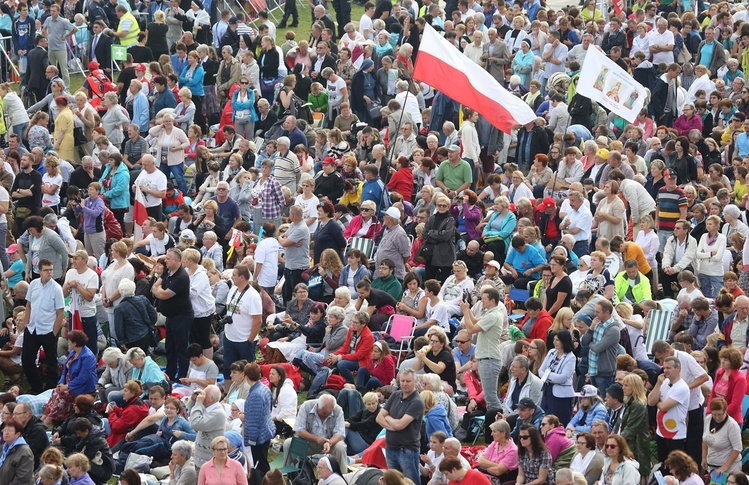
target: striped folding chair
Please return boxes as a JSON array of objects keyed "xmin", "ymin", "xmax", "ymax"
[
  {"xmin": 646, "ymin": 309, "xmax": 673, "ymax": 358},
  {"xmin": 346, "ymin": 237, "xmax": 376, "ymax": 261}
]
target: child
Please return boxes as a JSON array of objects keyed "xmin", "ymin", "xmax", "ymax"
[
  {"xmin": 193, "ymin": 161, "xmax": 221, "ymax": 208},
  {"xmin": 308, "ymin": 82, "xmax": 328, "ymax": 114},
  {"xmin": 420, "ymin": 431, "xmax": 447, "ymax": 480},
  {"xmin": 733, "ymin": 166, "xmax": 747, "ymax": 206}
]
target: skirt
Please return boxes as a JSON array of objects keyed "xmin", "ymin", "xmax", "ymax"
[
  {"xmin": 540, "ymin": 383, "xmax": 573, "ymax": 427},
  {"xmin": 203, "ymin": 86, "xmax": 219, "ymax": 123}
]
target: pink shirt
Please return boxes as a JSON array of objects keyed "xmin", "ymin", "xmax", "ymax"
[
  {"xmin": 198, "ymin": 457, "xmax": 248, "ymax": 485},
  {"xmin": 483, "ymin": 439, "xmax": 519, "ymax": 471}
]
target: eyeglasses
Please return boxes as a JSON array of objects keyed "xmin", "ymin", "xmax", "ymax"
[
  {"xmin": 519, "ymin": 435, "xmax": 531, "ymax": 440},
  {"xmin": 217, "ymin": 188, "xmax": 228, "ymax": 191},
  {"xmin": 605, "ymin": 444, "xmax": 618, "ymax": 449},
  {"xmin": 455, "ymin": 340, "xmax": 470, "ymax": 344},
  {"xmin": 436, "ymin": 203, "xmax": 449, "ymax": 208},
  {"xmin": 212, "ymin": 447, "xmax": 229, "ymax": 452}
]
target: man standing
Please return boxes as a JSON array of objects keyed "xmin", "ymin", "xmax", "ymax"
[
  {"xmin": 661, "ymin": 219, "xmax": 697, "ymax": 298},
  {"xmin": 560, "ymin": 190, "xmax": 592, "ymax": 257},
  {"xmin": 273, "ymin": 137, "xmax": 301, "ymax": 194},
  {"xmin": 280, "ymin": 205, "xmax": 310, "ymax": 304},
  {"xmin": 461, "ymin": 287, "xmax": 505, "ymax": 441},
  {"xmin": 651, "ymin": 341, "xmax": 708, "ymax": 466},
  {"xmin": 375, "ymin": 207, "xmax": 410, "ymax": 281},
  {"xmin": 481, "ymin": 28, "xmax": 510, "ymax": 82},
  {"xmin": 107, "ymin": 4, "xmax": 140, "ymax": 49},
  {"xmin": 376, "ymin": 368, "xmax": 424, "ymax": 485},
  {"xmin": 656, "ymin": 169, "xmax": 688, "ymax": 252},
  {"xmin": 63, "ymin": 250, "xmax": 99, "ymax": 355},
  {"xmin": 134, "ymin": 154, "xmax": 168, "ymax": 221},
  {"xmin": 581, "ymin": 299, "xmax": 623, "ymax": 398},
  {"xmin": 42, "ymin": 4, "xmax": 76, "ymax": 87},
  {"xmin": 648, "ymin": 356, "xmax": 689, "ymax": 463},
  {"xmin": 152, "ymin": 248, "xmax": 193, "ymax": 380},
  {"xmin": 23, "ymin": 258, "xmax": 64, "ymax": 394},
  {"xmin": 649, "ymin": 18, "xmax": 675, "ymax": 65},
  {"xmin": 650, "ymin": 63, "xmax": 681, "ymax": 127},
  {"xmin": 188, "ymin": 385, "xmax": 226, "ymax": 468},
  {"xmin": 10, "ymin": 153, "xmax": 42, "ymax": 238},
  {"xmin": 222, "ymin": 265, "xmax": 262, "ymax": 385},
  {"xmin": 12, "ymin": 3, "xmax": 35, "ymax": 73},
  {"xmin": 24, "ymin": 35, "xmax": 48, "ymax": 104}
]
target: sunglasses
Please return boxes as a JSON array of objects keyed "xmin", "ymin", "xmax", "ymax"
[
  {"xmin": 519, "ymin": 435, "xmax": 531, "ymax": 440},
  {"xmin": 437, "ymin": 203, "xmax": 449, "ymax": 208},
  {"xmin": 455, "ymin": 340, "xmax": 470, "ymax": 344},
  {"xmin": 605, "ymin": 444, "xmax": 618, "ymax": 449}
]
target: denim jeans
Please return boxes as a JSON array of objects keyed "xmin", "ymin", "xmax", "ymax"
[
  {"xmin": 336, "ymin": 359, "xmax": 360, "ymax": 383},
  {"xmin": 572, "ymin": 240, "xmax": 590, "ymax": 258},
  {"xmin": 699, "ymin": 274, "xmax": 723, "ymax": 299},
  {"xmin": 159, "ymin": 161, "xmax": 187, "ymax": 195},
  {"xmin": 355, "ymin": 367, "xmax": 384, "ymax": 390},
  {"xmin": 345, "ymin": 429, "xmax": 369, "ymax": 455},
  {"xmin": 591, "ymin": 374, "xmax": 615, "ymax": 399},
  {"xmin": 478, "ymin": 358, "xmax": 502, "ymax": 412},
  {"xmin": 165, "ymin": 312, "xmax": 192, "ymax": 380},
  {"xmin": 386, "ymin": 447, "xmax": 421, "ymax": 485},
  {"xmin": 658, "ymin": 230, "xmax": 673, "ymax": 254},
  {"xmin": 223, "ymin": 336, "xmax": 257, "ymax": 381}
]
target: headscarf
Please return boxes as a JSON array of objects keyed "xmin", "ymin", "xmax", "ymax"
[{"xmin": 359, "ymin": 58, "xmax": 374, "ymax": 72}]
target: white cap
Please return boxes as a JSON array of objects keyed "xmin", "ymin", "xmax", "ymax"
[{"xmin": 384, "ymin": 207, "xmax": 401, "ymax": 220}]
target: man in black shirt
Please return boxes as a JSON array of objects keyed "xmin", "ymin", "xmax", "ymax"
[
  {"xmin": 456, "ymin": 240, "xmax": 485, "ymax": 278},
  {"xmin": 116, "ymin": 53, "xmax": 137, "ymax": 105},
  {"xmin": 152, "ymin": 247, "xmax": 193, "ymax": 380},
  {"xmin": 354, "ymin": 279, "xmax": 397, "ymax": 331},
  {"xmin": 10, "ymin": 153, "xmax": 42, "ymax": 238}
]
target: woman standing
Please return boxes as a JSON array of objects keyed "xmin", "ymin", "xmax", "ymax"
[
  {"xmin": 544, "ymin": 255, "xmax": 572, "ymax": 318},
  {"xmin": 512, "ymin": 39, "xmax": 535, "ymax": 90},
  {"xmin": 146, "ymin": 11, "xmax": 169, "ymax": 59},
  {"xmin": 451, "ymin": 190, "xmax": 482, "ymax": 245},
  {"xmin": 696, "ymin": 215, "xmax": 727, "ymax": 298},
  {"xmin": 538, "ymin": 330, "xmax": 576, "ymax": 426},
  {"xmin": 613, "ymin": 374, "xmax": 651, "ymax": 478},
  {"xmin": 644, "ymin": 159, "xmax": 666, "ymax": 201},
  {"xmin": 258, "ymin": 36, "xmax": 280, "ymax": 102},
  {"xmin": 594, "ymin": 181, "xmax": 626, "ymax": 241},
  {"xmin": 100, "ymin": 92, "xmax": 129, "ymax": 146},
  {"xmin": 178, "ymin": 51, "xmax": 206, "ymax": 132},
  {"xmin": 706, "ymin": 347, "xmax": 746, "ymax": 424},
  {"xmin": 517, "ymin": 424, "xmax": 552, "ymax": 485},
  {"xmin": 53, "ymin": 97, "xmax": 75, "ymax": 162},
  {"xmin": 702, "ymin": 398, "xmax": 742, "ymax": 476},
  {"xmin": 41, "ymin": 156, "xmax": 62, "ymax": 213},
  {"xmin": 0, "ymin": 83, "xmax": 29, "ymax": 139},
  {"xmin": 72, "ymin": 92, "xmax": 96, "ymax": 157},
  {"xmin": 314, "ymin": 201, "xmax": 347, "ymax": 263},
  {"xmin": 197, "ymin": 436, "xmax": 248, "ymax": 485},
  {"xmin": 232, "ymin": 76, "xmax": 258, "ymax": 141},
  {"xmin": 422, "ymin": 194, "xmax": 456, "ymax": 283},
  {"xmin": 599, "ymin": 435, "xmax": 640, "ymax": 485},
  {"xmin": 101, "ymin": 241, "xmax": 135, "ymax": 339},
  {"xmin": 100, "ymin": 153, "xmax": 130, "ymax": 234},
  {"xmin": 149, "ymin": 114, "xmax": 190, "ymax": 196},
  {"xmin": 182, "ymin": 248, "xmax": 216, "ymax": 358},
  {"xmin": 243, "ymin": 363, "xmax": 275, "ymax": 477}
]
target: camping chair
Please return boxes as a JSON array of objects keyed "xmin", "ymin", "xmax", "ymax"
[
  {"xmin": 278, "ymin": 436, "xmax": 310, "ymax": 482},
  {"xmin": 384, "ymin": 314, "xmax": 416, "ymax": 367},
  {"xmin": 346, "ymin": 237, "xmax": 376, "ymax": 261},
  {"xmin": 646, "ymin": 309, "xmax": 673, "ymax": 358}
]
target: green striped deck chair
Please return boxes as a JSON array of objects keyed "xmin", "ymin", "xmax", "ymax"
[
  {"xmin": 347, "ymin": 237, "xmax": 375, "ymax": 260},
  {"xmin": 646, "ymin": 309, "xmax": 673, "ymax": 358}
]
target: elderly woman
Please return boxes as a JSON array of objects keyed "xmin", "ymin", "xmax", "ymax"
[
  {"xmin": 182, "ymin": 248, "xmax": 216, "ymax": 358},
  {"xmin": 97, "ymin": 347, "xmax": 133, "ymax": 406},
  {"xmin": 570, "ymin": 433, "xmax": 603, "ymax": 485},
  {"xmin": 593, "ymin": 181, "xmax": 626, "ymax": 241},
  {"xmin": 722, "ymin": 204, "xmax": 749, "ymax": 241},
  {"xmin": 293, "ymin": 305, "xmax": 349, "ymax": 375},
  {"xmin": 422, "ymin": 194, "xmax": 456, "ymax": 282},
  {"xmin": 100, "ymin": 92, "xmax": 130, "ymax": 146},
  {"xmin": 696, "ymin": 215, "xmax": 727, "ymax": 298},
  {"xmin": 149, "ymin": 113, "xmax": 190, "ymax": 196},
  {"xmin": 101, "ymin": 241, "xmax": 135, "ymax": 337},
  {"xmin": 343, "ymin": 199, "xmax": 382, "ymax": 239},
  {"xmin": 477, "ymin": 419, "xmax": 519, "ymax": 483},
  {"xmin": 197, "ymin": 436, "xmax": 248, "ymax": 485},
  {"xmin": 267, "ymin": 283, "xmax": 315, "ymax": 340},
  {"xmin": 600, "ymin": 435, "xmax": 639, "ymax": 485},
  {"xmin": 331, "ymin": 310, "xmax": 375, "ymax": 383},
  {"xmin": 168, "ymin": 440, "xmax": 198, "ymax": 485},
  {"xmin": 333, "ymin": 287, "xmax": 357, "ymax": 326},
  {"xmin": 702, "ymin": 397, "xmax": 742, "ymax": 476},
  {"xmin": 43, "ymin": 330, "xmax": 97, "ymax": 424},
  {"xmin": 316, "ymin": 456, "xmax": 346, "ymax": 485},
  {"xmin": 0, "ymin": 418, "xmax": 33, "ymax": 484},
  {"xmin": 126, "ymin": 347, "xmax": 169, "ymax": 392},
  {"xmin": 481, "ymin": 196, "xmax": 517, "ymax": 266}
]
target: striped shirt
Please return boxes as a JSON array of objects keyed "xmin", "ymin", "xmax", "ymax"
[
  {"xmin": 273, "ymin": 152, "xmax": 301, "ymax": 193},
  {"xmin": 656, "ymin": 186, "xmax": 687, "ymax": 232}
]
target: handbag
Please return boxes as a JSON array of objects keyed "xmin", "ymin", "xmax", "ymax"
[
  {"xmin": 677, "ymin": 47, "xmax": 691, "ymax": 64},
  {"xmin": 367, "ymin": 101, "xmax": 383, "ymax": 120},
  {"xmin": 73, "ymin": 126, "xmax": 87, "ymax": 146},
  {"xmin": 415, "ymin": 242, "xmax": 434, "ymax": 264}
]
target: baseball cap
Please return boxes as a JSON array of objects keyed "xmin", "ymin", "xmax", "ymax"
[
  {"xmin": 517, "ymin": 397, "xmax": 536, "ymax": 409},
  {"xmin": 384, "ymin": 207, "xmax": 401, "ymax": 219},
  {"xmin": 663, "ymin": 168, "xmax": 674, "ymax": 179},
  {"xmin": 135, "ymin": 63, "xmax": 146, "ymax": 71},
  {"xmin": 322, "ymin": 156, "xmax": 337, "ymax": 165},
  {"xmin": 574, "ymin": 311, "xmax": 593, "ymax": 327},
  {"xmin": 596, "ymin": 148, "xmax": 609, "ymax": 160},
  {"xmin": 180, "ymin": 229, "xmax": 196, "ymax": 240},
  {"xmin": 446, "ymin": 144, "xmax": 461, "ymax": 151},
  {"xmin": 537, "ymin": 197, "xmax": 555, "ymax": 211},
  {"xmin": 575, "ymin": 384, "xmax": 599, "ymax": 398},
  {"xmin": 595, "ymin": 136, "xmax": 609, "ymax": 146},
  {"xmin": 486, "ymin": 260, "xmax": 501, "ymax": 270},
  {"xmin": 7, "ymin": 244, "xmax": 18, "ymax": 254},
  {"xmin": 88, "ymin": 61, "xmax": 100, "ymax": 70},
  {"xmin": 228, "ymin": 16, "xmax": 238, "ymax": 24}
]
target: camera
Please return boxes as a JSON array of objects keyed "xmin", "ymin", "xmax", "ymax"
[{"xmin": 218, "ymin": 315, "xmax": 233, "ymax": 326}]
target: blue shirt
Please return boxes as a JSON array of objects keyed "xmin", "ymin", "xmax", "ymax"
[
  {"xmin": 452, "ymin": 344, "xmax": 476, "ymax": 367},
  {"xmin": 737, "ymin": 132, "xmax": 749, "ymax": 157},
  {"xmin": 7, "ymin": 259, "xmax": 23, "ymax": 288},
  {"xmin": 26, "ymin": 278, "xmax": 64, "ymax": 334},
  {"xmin": 505, "ymin": 244, "xmax": 546, "ymax": 279},
  {"xmin": 700, "ymin": 40, "xmax": 715, "ymax": 67}
]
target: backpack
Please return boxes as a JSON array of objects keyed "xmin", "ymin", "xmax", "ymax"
[
  {"xmin": 291, "ymin": 457, "xmax": 318, "ymax": 485},
  {"xmin": 377, "ymin": 179, "xmax": 392, "ymax": 214},
  {"xmin": 620, "ymin": 327, "xmax": 633, "ymax": 357}
]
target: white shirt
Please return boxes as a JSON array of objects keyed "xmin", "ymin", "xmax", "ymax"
[
  {"xmin": 41, "ymin": 173, "xmax": 62, "ymax": 207},
  {"xmin": 0, "ymin": 186, "xmax": 8, "ymax": 224},
  {"xmin": 396, "ymin": 90, "xmax": 422, "ymax": 126},
  {"xmin": 64, "ymin": 268, "xmax": 99, "ymax": 318},
  {"xmin": 254, "ymin": 237, "xmax": 281, "ymax": 287},
  {"xmin": 648, "ymin": 29, "xmax": 675, "ymax": 64},
  {"xmin": 295, "ymin": 194, "xmax": 320, "ymax": 233},
  {"xmin": 564, "ymin": 205, "xmax": 593, "ymax": 242},
  {"xmin": 655, "ymin": 377, "xmax": 689, "ymax": 439},
  {"xmin": 359, "ymin": 13, "xmax": 374, "ymax": 40},
  {"xmin": 425, "ymin": 298, "xmax": 449, "ymax": 332},
  {"xmin": 673, "ymin": 349, "xmax": 707, "ymax": 410},
  {"xmin": 135, "ymin": 169, "xmax": 168, "ymax": 208},
  {"xmin": 224, "ymin": 284, "xmax": 262, "ymax": 343}
]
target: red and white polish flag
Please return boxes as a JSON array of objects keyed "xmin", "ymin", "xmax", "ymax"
[{"xmin": 413, "ymin": 24, "xmax": 537, "ymax": 133}]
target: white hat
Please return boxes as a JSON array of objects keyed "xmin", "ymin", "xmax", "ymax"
[
  {"xmin": 384, "ymin": 207, "xmax": 401, "ymax": 220},
  {"xmin": 486, "ymin": 260, "xmax": 501, "ymax": 270}
]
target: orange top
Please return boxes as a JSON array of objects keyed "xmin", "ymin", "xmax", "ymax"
[{"xmin": 624, "ymin": 243, "xmax": 652, "ymax": 275}]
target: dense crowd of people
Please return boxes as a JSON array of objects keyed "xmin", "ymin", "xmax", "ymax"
[{"xmin": 2, "ymin": 0, "xmax": 749, "ymax": 483}]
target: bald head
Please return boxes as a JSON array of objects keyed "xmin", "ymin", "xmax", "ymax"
[
  {"xmin": 737, "ymin": 296, "xmax": 749, "ymax": 318},
  {"xmin": 203, "ymin": 385, "xmax": 221, "ymax": 405}
]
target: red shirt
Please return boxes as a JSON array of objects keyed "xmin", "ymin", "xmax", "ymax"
[{"xmin": 449, "ymin": 469, "xmax": 491, "ymax": 485}]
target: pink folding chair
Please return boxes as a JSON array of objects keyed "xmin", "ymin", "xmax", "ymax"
[{"xmin": 384, "ymin": 314, "xmax": 416, "ymax": 367}]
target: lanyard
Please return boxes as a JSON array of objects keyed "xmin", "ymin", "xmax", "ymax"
[{"xmin": 229, "ymin": 285, "xmax": 250, "ymax": 316}]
